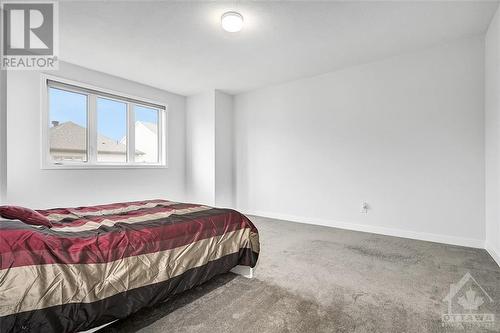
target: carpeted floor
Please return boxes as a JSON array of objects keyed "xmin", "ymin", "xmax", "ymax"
[{"xmin": 100, "ymin": 216, "xmax": 500, "ymax": 333}]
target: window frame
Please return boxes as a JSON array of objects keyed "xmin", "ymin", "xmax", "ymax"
[{"xmin": 41, "ymin": 74, "xmax": 168, "ymax": 169}]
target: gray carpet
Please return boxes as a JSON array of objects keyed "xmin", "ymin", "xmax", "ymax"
[{"xmin": 100, "ymin": 216, "xmax": 500, "ymax": 333}]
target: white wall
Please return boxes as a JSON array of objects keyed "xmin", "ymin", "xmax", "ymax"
[
  {"xmin": 5, "ymin": 61, "xmax": 186, "ymax": 208},
  {"xmin": 186, "ymin": 91, "xmax": 215, "ymax": 205},
  {"xmin": 0, "ymin": 14, "xmax": 5, "ymax": 204},
  {"xmin": 0, "ymin": 70, "xmax": 6, "ymax": 203},
  {"xmin": 485, "ymin": 7, "xmax": 500, "ymax": 265},
  {"xmin": 215, "ymin": 91, "xmax": 234, "ymax": 208},
  {"xmin": 234, "ymin": 36, "xmax": 485, "ymax": 247},
  {"xmin": 185, "ymin": 90, "xmax": 234, "ymax": 207}
]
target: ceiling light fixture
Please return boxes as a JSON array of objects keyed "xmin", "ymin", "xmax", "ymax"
[{"xmin": 221, "ymin": 11, "xmax": 244, "ymax": 32}]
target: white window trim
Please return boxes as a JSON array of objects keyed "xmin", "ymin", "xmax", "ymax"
[{"xmin": 40, "ymin": 74, "xmax": 168, "ymax": 169}]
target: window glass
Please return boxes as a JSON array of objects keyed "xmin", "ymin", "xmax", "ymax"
[
  {"xmin": 97, "ymin": 97, "xmax": 127, "ymax": 163},
  {"xmin": 45, "ymin": 80, "xmax": 165, "ymax": 168},
  {"xmin": 49, "ymin": 87, "xmax": 88, "ymax": 162},
  {"xmin": 134, "ymin": 105, "xmax": 159, "ymax": 163}
]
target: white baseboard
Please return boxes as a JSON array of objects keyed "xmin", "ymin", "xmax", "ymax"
[
  {"xmin": 485, "ymin": 243, "xmax": 500, "ymax": 268},
  {"xmin": 242, "ymin": 210, "xmax": 485, "ymax": 249}
]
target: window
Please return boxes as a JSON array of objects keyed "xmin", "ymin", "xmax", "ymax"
[
  {"xmin": 135, "ymin": 105, "xmax": 159, "ymax": 163},
  {"xmin": 42, "ymin": 77, "xmax": 167, "ymax": 168},
  {"xmin": 96, "ymin": 97, "xmax": 127, "ymax": 163},
  {"xmin": 48, "ymin": 87, "xmax": 88, "ymax": 162}
]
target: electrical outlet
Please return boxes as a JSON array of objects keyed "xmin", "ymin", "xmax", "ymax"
[{"xmin": 361, "ymin": 202, "xmax": 369, "ymax": 214}]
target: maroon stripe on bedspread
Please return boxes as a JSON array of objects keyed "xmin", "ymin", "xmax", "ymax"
[{"xmin": 0, "ymin": 209, "xmax": 255, "ymax": 269}]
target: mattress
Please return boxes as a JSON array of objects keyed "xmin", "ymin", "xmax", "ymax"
[{"xmin": 0, "ymin": 199, "xmax": 259, "ymax": 332}]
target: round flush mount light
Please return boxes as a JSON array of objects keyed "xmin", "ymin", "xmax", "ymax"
[{"xmin": 221, "ymin": 11, "xmax": 244, "ymax": 32}]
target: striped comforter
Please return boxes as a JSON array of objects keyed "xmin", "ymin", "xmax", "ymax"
[{"xmin": 0, "ymin": 199, "xmax": 259, "ymax": 333}]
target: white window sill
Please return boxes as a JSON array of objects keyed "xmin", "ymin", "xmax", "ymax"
[{"xmin": 42, "ymin": 163, "xmax": 168, "ymax": 170}]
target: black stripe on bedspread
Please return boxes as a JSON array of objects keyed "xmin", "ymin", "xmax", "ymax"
[{"xmin": 0, "ymin": 248, "xmax": 258, "ymax": 333}]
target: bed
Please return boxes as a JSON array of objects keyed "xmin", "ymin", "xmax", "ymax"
[{"xmin": 0, "ymin": 199, "xmax": 259, "ymax": 333}]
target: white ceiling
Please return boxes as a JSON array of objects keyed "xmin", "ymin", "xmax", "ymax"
[{"xmin": 59, "ymin": 1, "xmax": 499, "ymax": 96}]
